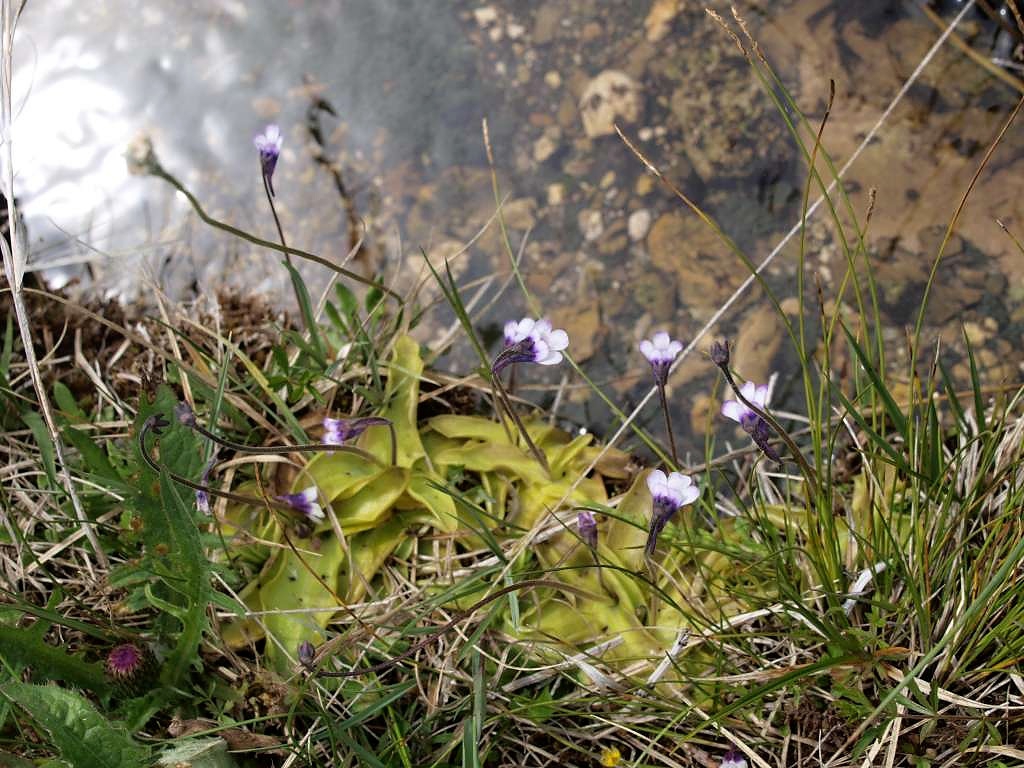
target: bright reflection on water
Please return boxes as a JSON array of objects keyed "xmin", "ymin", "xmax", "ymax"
[{"xmin": 16, "ymin": 0, "xmax": 488, "ymax": 296}]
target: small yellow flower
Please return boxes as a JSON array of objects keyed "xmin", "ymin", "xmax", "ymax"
[{"xmin": 600, "ymin": 746, "xmax": 622, "ymax": 767}]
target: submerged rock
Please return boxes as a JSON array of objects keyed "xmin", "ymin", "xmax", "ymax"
[{"xmin": 579, "ymin": 70, "xmax": 643, "ymax": 138}]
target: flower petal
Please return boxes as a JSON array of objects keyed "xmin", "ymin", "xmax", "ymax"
[
  {"xmin": 666, "ymin": 472, "xmax": 692, "ymax": 496},
  {"xmin": 679, "ymin": 484, "xmax": 700, "ymax": 506},
  {"xmin": 646, "ymin": 469, "xmax": 668, "ymax": 494},
  {"xmin": 547, "ymin": 328, "xmax": 569, "ymax": 351},
  {"xmin": 721, "ymin": 400, "xmax": 745, "ymax": 422},
  {"xmin": 753, "ymin": 383, "xmax": 770, "ymax": 408}
]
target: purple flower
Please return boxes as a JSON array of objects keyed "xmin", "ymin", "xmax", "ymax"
[
  {"xmin": 640, "ymin": 331, "xmax": 682, "ymax": 386},
  {"xmin": 173, "ymin": 400, "xmax": 197, "ymax": 428},
  {"xmin": 276, "ymin": 486, "xmax": 324, "ymax": 524},
  {"xmin": 721, "ymin": 380, "xmax": 770, "ymax": 434},
  {"xmin": 578, "ymin": 509, "xmax": 598, "ymax": 549},
  {"xmin": 297, "ymin": 640, "xmax": 316, "ymax": 668},
  {"xmin": 645, "ymin": 470, "xmax": 699, "ymax": 556},
  {"xmin": 254, "ymin": 124, "xmax": 283, "ymax": 196},
  {"xmin": 492, "ymin": 317, "xmax": 569, "ymax": 374},
  {"xmin": 720, "ymin": 749, "xmax": 747, "ymax": 768},
  {"xmin": 323, "ymin": 416, "xmax": 390, "ymax": 446},
  {"xmin": 721, "ymin": 380, "xmax": 782, "ymax": 462},
  {"xmin": 709, "ymin": 339, "xmax": 730, "ymax": 367},
  {"xmin": 195, "ymin": 456, "xmax": 216, "ymax": 514},
  {"xmin": 106, "ymin": 644, "xmax": 145, "ymax": 681}
]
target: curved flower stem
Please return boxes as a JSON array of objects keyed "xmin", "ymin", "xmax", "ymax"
[
  {"xmin": 138, "ymin": 416, "xmax": 293, "ymax": 511},
  {"xmin": 148, "ymin": 163, "xmax": 401, "ymax": 302},
  {"xmin": 187, "ymin": 417, "xmax": 390, "ymax": 466},
  {"xmin": 719, "ymin": 368, "xmax": 820, "ymax": 499},
  {"xmin": 490, "ymin": 370, "xmax": 550, "ymax": 474},
  {"xmin": 656, "ymin": 382, "xmax": 679, "ymax": 467}
]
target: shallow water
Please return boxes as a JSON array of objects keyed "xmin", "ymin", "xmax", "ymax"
[{"xmin": 15, "ymin": 0, "xmax": 1024, "ymax": 450}]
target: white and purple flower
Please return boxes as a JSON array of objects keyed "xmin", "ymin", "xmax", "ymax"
[
  {"xmin": 721, "ymin": 380, "xmax": 770, "ymax": 434},
  {"xmin": 645, "ymin": 469, "xmax": 700, "ymax": 556},
  {"xmin": 254, "ymin": 124, "xmax": 283, "ymax": 196},
  {"xmin": 639, "ymin": 331, "xmax": 683, "ymax": 385},
  {"xmin": 493, "ymin": 317, "xmax": 569, "ymax": 373},
  {"xmin": 720, "ymin": 749, "xmax": 747, "ymax": 768},
  {"xmin": 323, "ymin": 416, "xmax": 390, "ymax": 446},
  {"xmin": 275, "ymin": 486, "xmax": 324, "ymax": 524}
]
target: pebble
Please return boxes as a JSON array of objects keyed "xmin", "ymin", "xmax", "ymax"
[
  {"xmin": 533, "ymin": 131, "xmax": 559, "ymax": 163},
  {"xmin": 544, "ymin": 70, "xmax": 562, "ymax": 89},
  {"xmin": 733, "ymin": 304, "xmax": 784, "ymax": 385},
  {"xmin": 628, "ymin": 209, "xmax": 652, "ymax": 241},
  {"xmin": 547, "ymin": 183, "xmax": 566, "ymax": 206},
  {"xmin": 474, "ymin": 7, "xmax": 497, "ymax": 27},
  {"xmin": 533, "ymin": 5, "xmax": 560, "ymax": 43},
  {"xmin": 644, "ymin": 0, "xmax": 680, "ymax": 42},
  {"xmin": 507, "ymin": 22, "xmax": 525, "ymax": 39},
  {"xmin": 578, "ymin": 209, "xmax": 604, "ymax": 242},
  {"xmin": 579, "ymin": 70, "xmax": 642, "ymax": 138},
  {"xmin": 635, "ymin": 175, "xmax": 655, "ymax": 196},
  {"xmin": 502, "ymin": 197, "xmax": 536, "ymax": 230}
]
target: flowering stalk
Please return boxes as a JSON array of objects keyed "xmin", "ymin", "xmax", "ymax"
[
  {"xmin": 173, "ymin": 402, "xmax": 385, "ymax": 465},
  {"xmin": 656, "ymin": 383, "xmax": 678, "ymax": 467},
  {"xmin": 254, "ymin": 125, "xmax": 324, "ymax": 359},
  {"xmin": 139, "ymin": 415, "xmax": 298, "ymax": 512},
  {"xmin": 129, "ymin": 134, "xmax": 399, "ymax": 300},
  {"xmin": 323, "ymin": 415, "xmax": 396, "ymax": 466},
  {"xmin": 490, "ymin": 375, "xmax": 550, "ymax": 474},
  {"xmin": 641, "ymin": 332, "xmax": 683, "ymax": 466},
  {"xmin": 488, "ymin": 318, "xmax": 570, "ymax": 475},
  {"xmin": 710, "ymin": 340, "xmax": 819, "ymax": 498}
]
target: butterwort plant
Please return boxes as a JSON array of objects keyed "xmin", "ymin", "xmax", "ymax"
[
  {"xmin": 640, "ymin": 331, "xmax": 683, "ymax": 465},
  {"xmin": 489, "ymin": 317, "xmax": 570, "ymax": 473},
  {"xmin": 645, "ymin": 469, "xmax": 699, "ymax": 557}
]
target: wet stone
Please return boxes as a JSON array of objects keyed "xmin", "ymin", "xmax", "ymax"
[
  {"xmin": 733, "ymin": 304, "xmax": 784, "ymax": 385},
  {"xmin": 628, "ymin": 209, "xmax": 652, "ymax": 241},
  {"xmin": 644, "ymin": 0, "xmax": 680, "ymax": 43},
  {"xmin": 647, "ymin": 212, "xmax": 748, "ymax": 319},
  {"xmin": 579, "ymin": 70, "xmax": 643, "ymax": 138},
  {"xmin": 578, "ymin": 209, "xmax": 604, "ymax": 242},
  {"xmin": 552, "ymin": 302, "xmax": 602, "ymax": 363}
]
